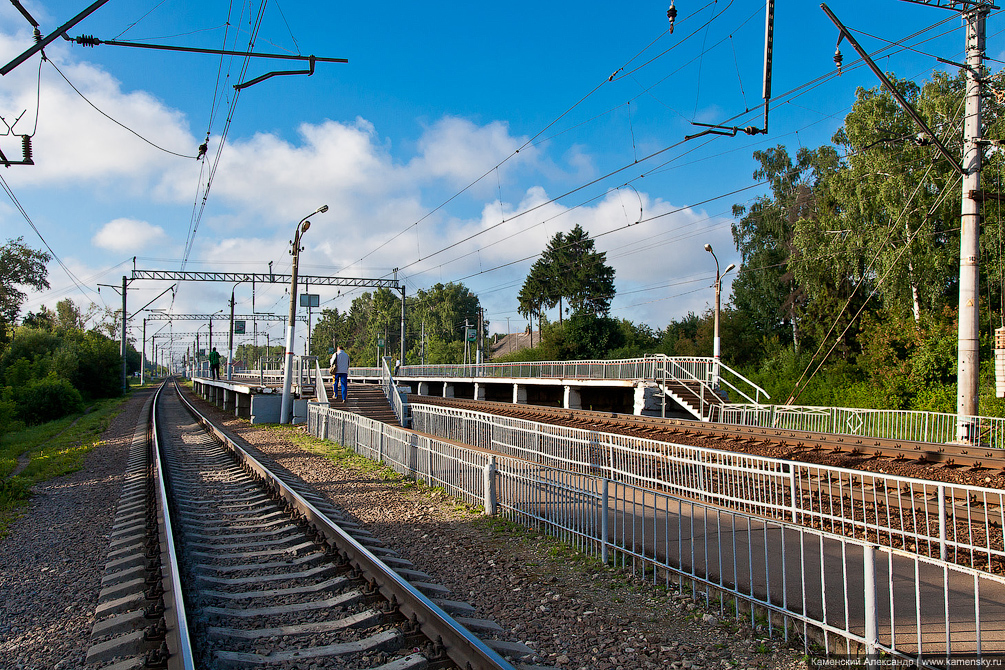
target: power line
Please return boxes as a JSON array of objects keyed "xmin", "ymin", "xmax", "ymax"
[
  {"xmin": 0, "ymin": 174, "xmax": 94, "ymax": 301},
  {"xmin": 48, "ymin": 61, "xmax": 198, "ymax": 158}
]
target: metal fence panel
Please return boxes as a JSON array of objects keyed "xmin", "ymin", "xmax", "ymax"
[{"xmin": 309, "ymin": 403, "xmax": 1005, "ymax": 662}]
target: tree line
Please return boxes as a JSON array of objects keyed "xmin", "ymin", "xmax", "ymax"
[
  {"xmin": 1, "ymin": 238, "xmax": 140, "ymax": 434},
  {"xmin": 6, "ymin": 69, "xmax": 1004, "ymax": 430}
]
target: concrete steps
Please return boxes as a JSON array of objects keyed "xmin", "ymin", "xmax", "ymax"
[{"xmin": 337, "ymin": 383, "xmax": 402, "ymax": 426}]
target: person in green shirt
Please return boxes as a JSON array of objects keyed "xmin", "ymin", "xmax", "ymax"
[{"xmin": 209, "ymin": 347, "xmax": 221, "ymax": 380}]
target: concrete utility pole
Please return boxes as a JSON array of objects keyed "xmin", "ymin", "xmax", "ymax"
[
  {"xmin": 121, "ymin": 275, "xmax": 127, "ymax": 393},
  {"xmin": 822, "ymin": 1, "xmax": 989, "ymax": 443},
  {"xmin": 957, "ymin": 6, "xmax": 986, "ymax": 441},
  {"xmin": 228, "ymin": 291, "xmax": 235, "ymax": 380},
  {"xmin": 704, "ymin": 244, "xmax": 735, "ymax": 388}
]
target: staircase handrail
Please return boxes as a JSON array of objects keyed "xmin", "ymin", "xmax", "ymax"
[
  {"xmin": 381, "ymin": 357, "xmax": 411, "ymax": 428},
  {"xmin": 652, "ymin": 356, "xmax": 717, "ymax": 420},
  {"xmin": 315, "ymin": 359, "xmax": 329, "ymax": 404},
  {"xmin": 652, "ymin": 355, "xmax": 769, "ymax": 406}
]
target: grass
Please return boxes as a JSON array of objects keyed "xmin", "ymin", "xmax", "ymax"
[
  {"xmin": 0, "ymin": 396, "xmax": 129, "ymax": 536},
  {"xmin": 261, "ymin": 423, "xmax": 402, "ymax": 481}
]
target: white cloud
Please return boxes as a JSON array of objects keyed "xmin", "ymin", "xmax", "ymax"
[
  {"xmin": 93, "ymin": 218, "xmax": 170, "ymax": 252},
  {"xmin": 0, "ymin": 32, "xmax": 200, "ymax": 192},
  {"xmin": 411, "ymin": 117, "xmax": 527, "ymax": 188}
]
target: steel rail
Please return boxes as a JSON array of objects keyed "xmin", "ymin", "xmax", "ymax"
[
  {"xmin": 151, "ymin": 380, "xmax": 197, "ymax": 670},
  {"xmin": 170, "ymin": 380, "xmax": 515, "ymax": 670},
  {"xmin": 410, "ymin": 395, "xmax": 1004, "ymax": 471}
]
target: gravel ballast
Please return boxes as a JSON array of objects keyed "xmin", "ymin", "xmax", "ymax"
[
  {"xmin": 1, "ymin": 384, "xmax": 811, "ymax": 669},
  {"xmin": 187, "ymin": 389, "xmax": 810, "ymax": 670},
  {"xmin": 0, "ymin": 388, "xmax": 152, "ymax": 670}
]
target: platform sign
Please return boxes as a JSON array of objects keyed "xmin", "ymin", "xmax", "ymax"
[
  {"xmin": 466, "ymin": 328, "xmax": 477, "ymax": 342},
  {"xmin": 299, "ymin": 293, "xmax": 320, "ymax": 308},
  {"xmin": 377, "ymin": 337, "xmax": 385, "ymax": 348},
  {"xmin": 234, "ymin": 320, "xmax": 246, "ymax": 334}
]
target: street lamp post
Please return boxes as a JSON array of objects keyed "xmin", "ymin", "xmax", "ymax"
[
  {"xmin": 227, "ymin": 282, "xmax": 243, "ymax": 381},
  {"xmin": 704, "ymin": 244, "xmax": 735, "ymax": 389},
  {"xmin": 196, "ymin": 322, "xmax": 210, "ymax": 378},
  {"xmin": 280, "ymin": 205, "xmax": 328, "ymax": 424}
]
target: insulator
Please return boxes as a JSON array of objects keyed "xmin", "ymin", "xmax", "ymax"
[
  {"xmin": 834, "ymin": 48, "xmax": 843, "ymax": 74},
  {"xmin": 75, "ymin": 35, "xmax": 100, "ymax": 47},
  {"xmin": 21, "ymin": 135, "xmax": 32, "ymax": 164}
]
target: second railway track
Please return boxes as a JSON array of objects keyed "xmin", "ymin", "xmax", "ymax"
[{"xmin": 408, "ymin": 395, "xmax": 1005, "ymax": 474}]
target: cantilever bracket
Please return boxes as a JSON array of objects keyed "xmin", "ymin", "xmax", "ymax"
[
  {"xmin": 234, "ymin": 55, "xmax": 316, "ymax": 91},
  {"xmin": 822, "ymin": 3, "xmax": 965, "ymax": 176},
  {"xmin": 684, "ymin": 122, "xmax": 766, "ymax": 142}
]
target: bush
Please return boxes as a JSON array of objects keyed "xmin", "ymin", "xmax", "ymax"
[{"xmin": 13, "ymin": 374, "xmax": 83, "ymax": 425}]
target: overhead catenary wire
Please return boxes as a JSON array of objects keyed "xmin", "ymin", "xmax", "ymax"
[
  {"xmin": 342, "ymin": 2, "xmax": 729, "ymax": 274},
  {"xmin": 0, "ymin": 173, "xmax": 95, "ymax": 301},
  {"xmin": 47, "ymin": 61, "xmax": 197, "ymax": 158},
  {"xmin": 380, "ymin": 10, "xmax": 961, "ymax": 289}
]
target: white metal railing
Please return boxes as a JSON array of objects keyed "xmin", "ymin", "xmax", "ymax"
[
  {"xmin": 315, "ymin": 359, "xmax": 329, "ymax": 405},
  {"xmin": 346, "ymin": 355, "xmax": 769, "ymax": 409},
  {"xmin": 381, "ymin": 357, "xmax": 411, "ymax": 428},
  {"xmin": 722, "ymin": 403, "xmax": 1005, "ymax": 449},
  {"xmin": 409, "ymin": 403, "xmax": 1005, "ymax": 572},
  {"xmin": 234, "ymin": 355, "xmax": 320, "ymax": 391},
  {"xmin": 307, "ymin": 403, "xmax": 1005, "ymax": 662}
]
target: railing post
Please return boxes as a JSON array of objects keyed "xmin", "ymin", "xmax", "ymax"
[
  {"xmin": 789, "ymin": 464, "xmax": 798, "ymax": 524},
  {"xmin": 938, "ymin": 484, "xmax": 947, "ymax": 561},
  {"xmin": 601, "ymin": 477, "xmax": 610, "ymax": 565},
  {"xmin": 483, "ymin": 455, "xmax": 497, "ymax": 516},
  {"xmin": 863, "ymin": 544, "xmax": 878, "ymax": 658}
]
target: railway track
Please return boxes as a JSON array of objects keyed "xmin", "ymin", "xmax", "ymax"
[
  {"xmin": 407, "ymin": 394, "xmax": 1005, "ymax": 574},
  {"xmin": 86, "ymin": 381, "xmax": 537, "ymax": 670},
  {"xmin": 408, "ymin": 395, "xmax": 1003, "ymax": 471}
]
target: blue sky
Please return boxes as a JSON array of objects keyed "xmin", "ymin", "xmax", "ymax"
[{"xmin": 0, "ymin": 0, "xmax": 996, "ymax": 358}]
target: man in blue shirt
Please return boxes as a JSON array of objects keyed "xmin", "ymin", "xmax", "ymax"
[{"xmin": 329, "ymin": 345, "xmax": 349, "ymax": 402}]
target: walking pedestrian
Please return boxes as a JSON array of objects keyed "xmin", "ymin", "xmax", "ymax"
[
  {"xmin": 329, "ymin": 344, "xmax": 349, "ymax": 402},
  {"xmin": 209, "ymin": 347, "xmax": 221, "ymax": 380}
]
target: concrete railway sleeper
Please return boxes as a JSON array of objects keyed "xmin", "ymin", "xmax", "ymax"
[{"xmin": 85, "ymin": 380, "xmax": 538, "ymax": 670}]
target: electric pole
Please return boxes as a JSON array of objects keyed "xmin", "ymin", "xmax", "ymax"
[
  {"xmin": 823, "ymin": 1, "xmax": 990, "ymax": 443},
  {"xmin": 957, "ymin": 5, "xmax": 987, "ymax": 441}
]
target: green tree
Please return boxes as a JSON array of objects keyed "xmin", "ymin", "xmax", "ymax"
[
  {"xmin": 795, "ymin": 75, "xmax": 963, "ymax": 326},
  {"xmin": 55, "ymin": 298, "xmax": 87, "ymax": 331},
  {"xmin": 310, "ymin": 308, "xmax": 348, "ymax": 359},
  {"xmin": 519, "ymin": 224, "xmax": 616, "ymax": 325},
  {"xmin": 731, "ymin": 145, "xmax": 839, "ymax": 355},
  {"xmin": 0, "ymin": 237, "xmax": 50, "ymax": 325},
  {"xmin": 407, "ymin": 283, "xmax": 481, "ymax": 364},
  {"xmin": 559, "ymin": 224, "xmax": 616, "ymax": 316}
]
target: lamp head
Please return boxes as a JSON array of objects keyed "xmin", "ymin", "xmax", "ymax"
[
  {"xmin": 302, "ymin": 220, "xmax": 311, "ymax": 233},
  {"xmin": 724, "ymin": 263, "xmax": 736, "ymax": 274},
  {"xmin": 703, "ymin": 243, "xmax": 713, "ymax": 253},
  {"xmin": 317, "ymin": 204, "xmax": 329, "ymax": 214}
]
